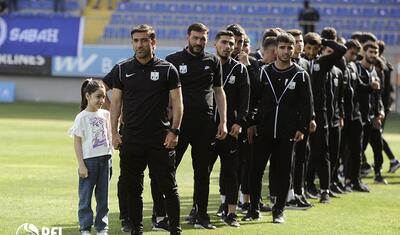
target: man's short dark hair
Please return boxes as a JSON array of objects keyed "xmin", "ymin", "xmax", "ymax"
[
  {"xmin": 304, "ymin": 32, "xmax": 321, "ymax": 45},
  {"xmin": 337, "ymin": 36, "xmax": 346, "ymax": 45},
  {"xmin": 321, "ymin": 27, "xmax": 337, "ymax": 40},
  {"xmin": 276, "ymin": 33, "xmax": 295, "ymax": 45},
  {"xmin": 226, "ymin": 24, "xmax": 246, "ymax": 37},
  {"xmin": 187, "ymin": 23, "xmax": 209, "ymax": 35},
  {"xmin": 363, "ymin": 42, "xmax": 378, "ymax": 52},
  {"xmin": 345, "ymin": 39, "xmax": 362, "ymax": 50},
  {"xmin": 286, "ymin": 29, "xmax": 302, "ymax": 37},
  {"xmin": 130, "ymin": 24, "xmax": 156, "ymax": 40},
  {"xmin": 215, "ymin": 30, "xmax": 234, "ymax": 41},
  {"xmin": 262, "ymin": 37, "xmax": 278, "ymax": 49},
  {"xmin": 351, "ymin": 31, "xmax": 363, "ymax": 41},
  {"xmin": 244, "ymin": 34, "xmax": 250, "ymax": 45},
  {"xmin": 262, "ymin": 28, "xmax": 280, "ymax": 42},
  {"xmin": 359, "ymin": 32, "xmax": 377, "ymax": 44},
  {"xmin": 377, "ymin": 40, "xmax": 385, "ymax": 55},
  {"xmin": 373, "ymin": 57, "xmax": 385, "ymax": 70}
]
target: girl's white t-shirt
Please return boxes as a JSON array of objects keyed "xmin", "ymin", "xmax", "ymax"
[{"xmin": 69, "ymin": 109, "xmax": 113, "ymax": 159}]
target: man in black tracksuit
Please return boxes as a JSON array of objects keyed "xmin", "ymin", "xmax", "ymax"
[
  {"xmin": 245, "ymin": 34, "xmax": 313, "ymax": 224},
  {"xmin": 357, "ymin": 43, "xmax": 385, "ymax": 186},
  {"xmin": 325, "ymin": 65, "xmax": 344, "ymax": 194},
  {"xmin": 208, "ymin": 30, "xmax": 250, "ymax": 227},
  {"xmin": 377, "ymin": 41, "xmax": 400, "ymax": 173},
  {"xmin": 165, "ymin": 23, "xmax": 228, "ymax": 230},
  {"xmin": 340, "ymin": 40, "xmax": 375, "ymax": 192},
  {"xmin": 305, "ymin": 35, "xmax": 347, "ymax": 203},
  {"xmin": 286, "ymin": 29, "xmax": 314, "ymax": 209},
  {"xmin": 225, "ymin": 24, "xmax": 266, "ymax": 213},
  {"xmin": 110, "ymin": 24, "xmax": 183, "ymax": 235}
]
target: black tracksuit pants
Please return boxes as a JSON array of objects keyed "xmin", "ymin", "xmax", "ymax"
[
  {"xmin": 362, "ymin": 121, "xmax": 384, "ymax": 174},
  {"xmin": 341, "ymin": 118, "xmax": 363, "ymax": 183},
  {"xmin": 382, "ymin": 115, "xmax": 396, "ymax": 161},
  {"xmin": 175, "ymin": 117, "xmax": 215, "ymax": 217},
  {"xmin": 120, "ymin": 134, "xmax": 180, "ymax": 233},
  {"xmin": 250, "ymin": 135, "xmax": 294, "ymax": 212},
  {"xmin": 238, "ymin": 132, "xmax": 252, "ymax": 195},
  {"xmin": 329, "ymin": 126, "xmax": 341, "ymax": 184},
  {"xmin": 209, "ymin": 135, "xmax": 240, "ymax": 205},
  {"xmin": 293, "ymin": 133, "xmax": 309, "ymax": 195},
  {"xmin": 307, "ymin": 112, "xmax": 331, "ymax": 190}
]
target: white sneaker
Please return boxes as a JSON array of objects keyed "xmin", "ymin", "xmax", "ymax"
[
  {"xmin": 81, "ymin": 231, "xmax": 91, "ymax": 235},
  {"xmin": 96, "ymin": 230, "xmax": 108, "ymax": 235}
]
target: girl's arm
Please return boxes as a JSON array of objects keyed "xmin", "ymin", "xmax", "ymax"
[{"xmin": 74, "ymin": 136, "xmax": 88, "ymax": 178}]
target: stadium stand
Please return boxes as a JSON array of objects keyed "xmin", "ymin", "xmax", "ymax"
[
  {"xmin": 101, "ymin": 0, "xmax": 400, "ymax": 45},
  {"xmin": 8, "ymin": 0, "xmax": 400, "ymax": 45},
  {"xmin": 11, "ymin": 0, "xmax": 82, "ymax": 16}
]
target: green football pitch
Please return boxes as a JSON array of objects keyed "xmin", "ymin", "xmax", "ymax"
[{"xmin": 1, "ymin": 102, "xmax": 399, "ymax": 235}]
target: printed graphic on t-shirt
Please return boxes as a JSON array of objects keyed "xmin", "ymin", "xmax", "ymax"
[{"xmin": 89, "ymin": 117, "xmax": 107, "ymax": 149}]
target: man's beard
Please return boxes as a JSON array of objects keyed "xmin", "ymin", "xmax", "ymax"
[
  {"xmin": 366, "ymin": 56, "xmax": 375, "ymax": 65},
  {"xmin": 188, "ymin": 43, "xmax": 204, "ymax": 55}
]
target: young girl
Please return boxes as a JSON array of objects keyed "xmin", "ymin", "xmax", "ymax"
[{"xmin": 69, "ymin": 79, "xmax": 113, "ymax": 235}]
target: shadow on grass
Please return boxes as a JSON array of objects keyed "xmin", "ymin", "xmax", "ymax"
[
  {"xmin": 57, "ymin": 193, "xmax": 272, "ymax": 235},
  {"xmin": 2, "ymin": 102, "xmax": 400, "ymax": 133}
]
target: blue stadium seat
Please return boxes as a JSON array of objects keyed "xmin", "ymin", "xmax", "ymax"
[{"xmin": 105, "ymin": 0, "xmax": 400, "ymax": 45}]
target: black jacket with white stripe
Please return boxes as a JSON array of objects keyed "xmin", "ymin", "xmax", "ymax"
[
  {"xmin": 325, "ymin": 66, "xmax": 344, "ymax": 128},
  {"xmin": 218, "ymin": 58, "xmax": 250, "ymax": 129},
  {"xmin": 356, "ymin": 62, "xmax": 383, "ymax": 123},
  {"xmin": 252, "ymin": 63, "xmax": 313, "ymax": 139}
]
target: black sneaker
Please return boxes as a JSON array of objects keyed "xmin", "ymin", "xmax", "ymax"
[
  {"xmin": 185, "ymin": 207, "xmax": 196, "ymax": 224},
  {"xmin": 388, "ymin": 160, "xmax": 400, "ymax": 173},
  {"xmin": 240, "ymin": 202, "xmax": 251, "ymax": 214},
  {"xmin": 194, "ymin": 214, "xmax": 216, "ymax": 229},
  {"xmin": 319, "ymin": 191, "xmax": 330, "ymax": 204},
  {"xmin": 306, "ymin": 185, "xmax": 320, "ymax": 199},
  {"xmin": 329, "ymin": 190, "xmax": 339, "ymax": 198},
  {"xmin": 131, "ymin": 228, "xmax": 143, "ymax": 235},
  {"xmin": 242, "ymin": 209, "xmax": 262, "ymax": 221},
  {"xmin": 344, "ymin": 183, "xmax": 354, "ymax": 192},
  {"xmin": 259, "ymin": 202, "xmax": 272, "ymax": 212},
  {"xmin": 330, "ymin": 182, "xmax": 344, "ymax": 194},
  {"xmin": 216, "ymin": 203, "xmax": 226, "ymax": 217},
  {"xmin": 360, "ymin": 162, "xmax": 372, "ymax": 177},
  {"xmin": 286, "ymin": 195, "xmax": 312, "ymax": 210},
  {"xmin": 121, "ymin": 218, "xmax": 132, "ymax": 233},
  {"xmin": 272, "ymin": 210, "xmax": 284, "ymax": 224},
  {"xmin": 352, "ymin": 181, "xmax": 370, "ymax": 193},
  {"xmin": 374, "ymin": 174, "xmax": 388, "ymax": 185},
  {"xmin": 152, "ymin": 217, "xmax": 169, "ymax": 231},
  {"xmin": 224, "ymin": 213, "xmax": 240, "ymax": 228},
  {"xmin": 299, "ymin": 194, "xmax": 313, "ymax": 207}
]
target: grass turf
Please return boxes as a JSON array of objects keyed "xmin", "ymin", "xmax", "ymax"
[{"xmin": 0, "ymin": 102, "xmax": 399, "ymax": 234}]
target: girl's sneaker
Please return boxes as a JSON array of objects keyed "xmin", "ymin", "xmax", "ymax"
[{"xmin": 96, "ymin": 230, "xmax": 108, "ymax": 235}]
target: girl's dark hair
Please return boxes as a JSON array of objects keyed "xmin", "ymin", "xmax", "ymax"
[{"xmin": 80, "ymin": 79, "xmax": 104, "ymax": 111}]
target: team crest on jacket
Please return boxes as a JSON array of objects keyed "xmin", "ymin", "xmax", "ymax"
[
  {"xmin": 150, "ymin": 71, "xmax": 159, "ymax": 81},
  {"xmin": 228, "ymin": 75, "xmax": 236, "ymax": 84},
  {"xmin": 288, "ymin": 81, "xmax": 296, "ymax": 90},
  {"xmin": 313, "ymin": 63, "xmax": 320, "ymax": 71},
  {"xmin": 334, "ymin": 78, "xmax": 339, "ymax": 87},
  {"xmin": 179, "ymin": 65, "xmax": 187, "ymax": 74}
]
